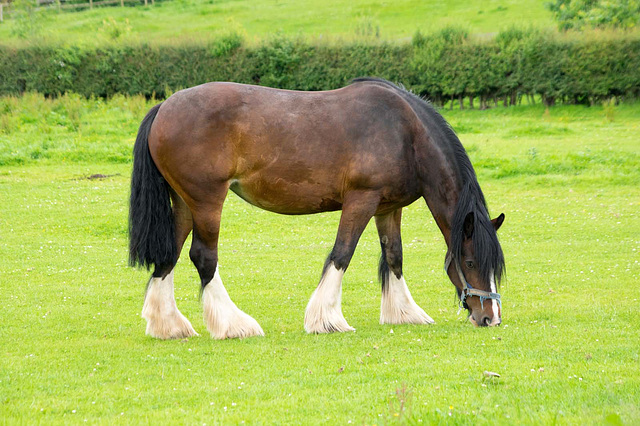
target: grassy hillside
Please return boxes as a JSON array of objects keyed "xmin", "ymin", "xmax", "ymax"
[{"xmin": 0, "ymin": 0, "xmax": 555, "ymax": 45}]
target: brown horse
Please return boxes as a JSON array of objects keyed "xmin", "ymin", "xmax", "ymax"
[{"xmin": 129, "ymin": 78, "xmax": 505, "ymax": 340}]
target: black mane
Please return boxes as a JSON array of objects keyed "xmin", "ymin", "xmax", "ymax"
[{"xmin": 351, "ymin": 77, "xmax": 505, "ymax": 287}]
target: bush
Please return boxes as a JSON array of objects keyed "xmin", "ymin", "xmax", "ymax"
[{"xmin": 0, "ymin": 30, "xmax": 638, "ymax": 106}]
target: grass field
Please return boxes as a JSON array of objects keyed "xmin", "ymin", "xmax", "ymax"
[
  {"xmin": 0, "ymin": 0, "xmax": 556, "ymax": 45},
  {"xmin": 0, "ymin": 93, "xmax": 639, "ymax": 423}
]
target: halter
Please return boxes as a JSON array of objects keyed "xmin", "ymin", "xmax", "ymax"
[{"xmin": 444, "ymin": 252, "xmax": 501, "ymax": 311}]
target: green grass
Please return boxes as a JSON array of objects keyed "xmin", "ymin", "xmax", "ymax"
[
  {"xmin": 1, "ymin": 95, "xmax": 639, "ymax": 424},
  {"xmin": 0, "ymin": 0, "xmax": 556, "ymax": 46}
]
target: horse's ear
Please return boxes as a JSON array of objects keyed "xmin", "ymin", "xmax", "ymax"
[
  {"xmin": 492, "ymin": 213, "xmax": 505, "ymax": 231},
  {"xmin": 463, "ymin": 212, "xmax": 474, "ymax": 239}
]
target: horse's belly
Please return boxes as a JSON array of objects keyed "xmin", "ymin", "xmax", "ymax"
[{"xmin": 229, "ymin": 178, "xmax": 342, "ymax": 215}]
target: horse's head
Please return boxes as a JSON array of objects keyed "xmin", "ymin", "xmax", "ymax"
[{"xmin": 447, "ymin": 212, "xmax": 505, "ymax": 327}]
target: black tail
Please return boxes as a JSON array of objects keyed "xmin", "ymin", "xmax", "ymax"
[{"xmin": 128, "ymin": 103, "xmax": 177, "ymax": 270}]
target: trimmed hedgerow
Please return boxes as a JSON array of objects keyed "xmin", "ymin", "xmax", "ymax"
[{"xmin": 1, "ymin": 30, "xmax": 638, "ymax": 106}]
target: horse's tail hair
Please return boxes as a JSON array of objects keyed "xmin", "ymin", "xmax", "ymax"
[{"xmin": 128, "ymin": 102, "xmax": 177, "ymax": 270}]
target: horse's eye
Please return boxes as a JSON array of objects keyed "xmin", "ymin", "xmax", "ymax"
[{"xmin": 465, "ymin": 260, "xmax": 475, "ymax": 269}]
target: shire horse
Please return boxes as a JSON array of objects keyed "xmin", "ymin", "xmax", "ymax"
[{"xmin": 129, "ymin": 78, "xmax": 505, "ymax": 340}]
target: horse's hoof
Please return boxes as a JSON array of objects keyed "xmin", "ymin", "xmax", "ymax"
[
  {"xmin": 206, "ymin": 311, "xmax": 265, "ymax": 340},
  {"xmin": 380, "ymin": 310, "xmax": 435, "ymax": 325},
  {"xmin": 143, "ymin": 311, "xmax": 199, "ymax": 340},
  {"xmin": 304, "ymin": 314, "xmax": 356, "ymax": 334},
  {"xmin": 380, "ymin": 303, "xmax": 435, "ymax": 325}
]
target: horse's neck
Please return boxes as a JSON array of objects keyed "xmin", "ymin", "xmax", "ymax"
[
  {"xmin": 416, "ymin": 145, "xmax": 461, "ymax": 248},
  {"xmin": 423, "ymin": 178, "xmax": 458, "ymax": 248},
  {"xmin": 399, "ymin": 92, "xmax": 464, "ymax": 249}
]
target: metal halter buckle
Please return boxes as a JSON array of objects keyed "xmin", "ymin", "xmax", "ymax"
[{"xmin": 444, "ymin": 252, "xmax": 501, "ymax": 310}]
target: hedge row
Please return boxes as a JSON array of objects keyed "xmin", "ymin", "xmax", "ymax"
[{"xmin": 1, "ymin": 30, "xmax": 639, "ymax": 106}]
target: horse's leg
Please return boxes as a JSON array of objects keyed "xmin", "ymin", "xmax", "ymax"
[
  {"xmin": 375, "ymin": 209, "xmax": 434, "ymax": 325},
  {"xmin": 142, "ymin": 189, "xmax": 198, "ymax": 339},
  {"xmin": 189, "ymin": 185, "xmax": 264, "ymax": 340},
  {"xmin": 304, "ymin": 191, "xmax": 380, "ymax": 334}
]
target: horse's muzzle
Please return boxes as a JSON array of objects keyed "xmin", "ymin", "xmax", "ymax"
[{"xmin": 470, "ymin": 314, "xmax": 501, "ymax": 327}]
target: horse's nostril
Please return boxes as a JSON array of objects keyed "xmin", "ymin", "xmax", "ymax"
[{"xmin": 482, "ymin": 317, "xmax": 491, "ymax": 327}]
